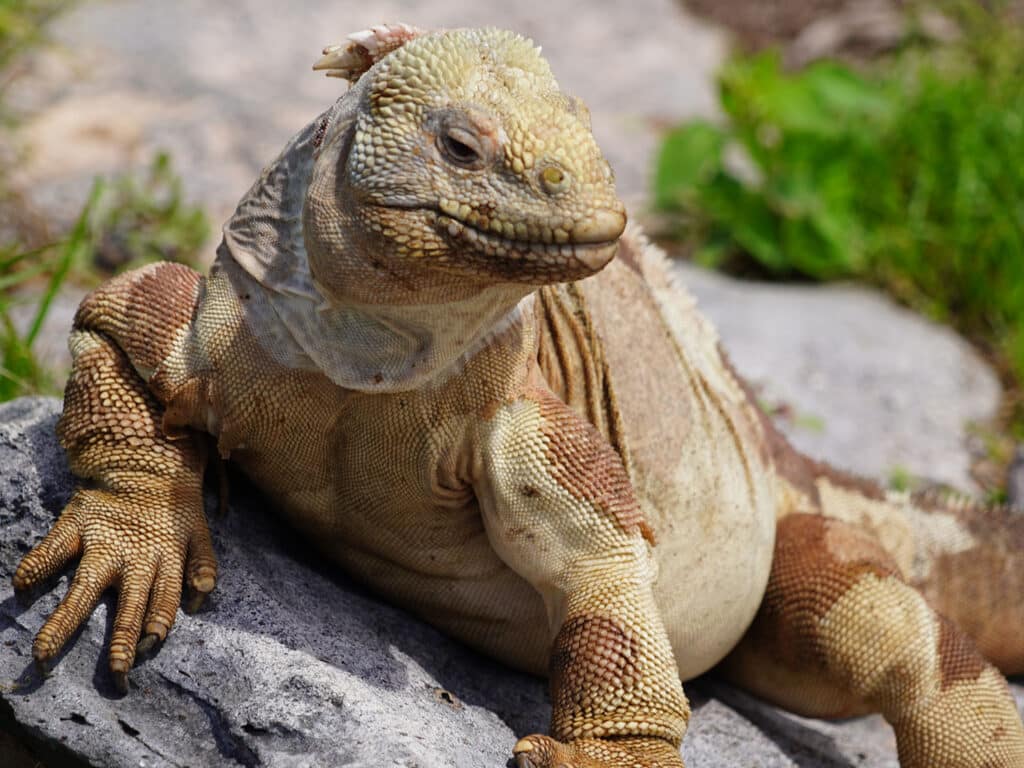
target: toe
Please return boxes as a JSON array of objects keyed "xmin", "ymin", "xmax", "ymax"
[
  {"xmin": 33, "ymin": 554, "xmax": 116, "ymax": 663},
  {"xmin": 14, "ymin": 508, "xmax": 82, "ymax": 591},
  {"xmin": 109, "ymin": 564, "xmax": 157, "ymax": 691}
]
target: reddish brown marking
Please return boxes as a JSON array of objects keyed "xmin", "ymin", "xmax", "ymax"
[
  {"xmin": 479, "ymin": 398, "xmax": 501, "ymax": 421},
  {"xmin": 551, "ymin": 614, "xmax": 638, "ymax": 682},
  {"xmin": 550, "ymin": 614, "xmax": 639, "ymax": 725},
  {"xmin": 909, "ymin": 489, "xmax": 1024, "ymax": 674},
  {"xmin": 638, "ymin": 520, "xmax": 657, "ymax": 546},
  {"xmin": 529, "ymin": 385, "xmax": 649, "ymax": 541},
  {"xmin": 743, "ymin": 514, "xmax": 898, "ymax": 673},
  {"xmin": 936, "ymin": 616, "xmax": 987, "ymax": 690},
  {"xmin": 75, "ymin": 263, "xmax": 202, "ymax": 376}
]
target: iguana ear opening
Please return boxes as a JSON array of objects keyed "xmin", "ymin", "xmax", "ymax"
[{"xmin": 313, "ymin": 23, "xmax": 427, "ymax": 84}]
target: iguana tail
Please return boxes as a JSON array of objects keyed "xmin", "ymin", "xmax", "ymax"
[{"xmin": 773, "ymin": 438, "xmax": 1024, "ymax": 675}]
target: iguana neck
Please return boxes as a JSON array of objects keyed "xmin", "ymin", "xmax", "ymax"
[{"xmin": 224, "ymin": 254, "xmax": 537, "ymax": 392}]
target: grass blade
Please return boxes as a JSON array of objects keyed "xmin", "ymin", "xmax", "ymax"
[{"xmin": 24, "ymin": 177, "xmax": 102, "ymax": 349}]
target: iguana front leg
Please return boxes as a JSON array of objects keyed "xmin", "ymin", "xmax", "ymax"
[
  {"xmin": 474, "ymin": 377, "xmax": 689, "ymax": 767},
  {"xmin": 12, "ymin": 263, "xmax": 215, "ymax": 691}
]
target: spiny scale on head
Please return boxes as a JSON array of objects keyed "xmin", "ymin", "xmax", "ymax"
[{"xmin": 372, "ymin": 28, "xmax": 555, "ymax": 109}]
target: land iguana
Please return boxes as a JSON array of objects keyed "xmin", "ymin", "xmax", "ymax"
[{"xmin": 12, "ymin": 24, "xmax": 1024, "ymax": 768}]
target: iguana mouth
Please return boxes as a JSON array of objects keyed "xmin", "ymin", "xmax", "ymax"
[{"xmin": 437, "ymin": 214, "xmax": 619, "ymax": 271}]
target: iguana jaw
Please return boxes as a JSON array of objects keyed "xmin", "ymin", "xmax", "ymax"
[{"xmin": 437, "ymin": 211, "xmax": 623, "ymax": 279}]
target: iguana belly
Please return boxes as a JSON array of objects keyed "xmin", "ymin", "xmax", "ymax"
[{"xmin": 226, "ymin": 382, "xmax": 556, "ymax": 676}]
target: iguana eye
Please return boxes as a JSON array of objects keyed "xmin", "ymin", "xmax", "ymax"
[{"xmin": 439, "ymin": 127, "xmax": 486, "ymax": 169}]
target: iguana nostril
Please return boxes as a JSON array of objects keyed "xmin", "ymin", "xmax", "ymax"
[{"xmin": 540, "ymin": 165, "xmax": 569, "ymax": 195}]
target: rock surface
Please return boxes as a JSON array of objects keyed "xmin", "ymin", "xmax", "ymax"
[
  {"xmin": 1, "ymin": 1, "xmax": 1014, "ymax": 764},
  {"xmin": 3, "ymin": 398, "xmax": 1022, "ymax": 767}
]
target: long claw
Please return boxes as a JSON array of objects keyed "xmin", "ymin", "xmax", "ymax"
[
  {"xmin": 33, "ymin": 656, "xmax": 51, "ymax": 679},
  {"xmin": 183, "ymin": 589, "xmax": 207, "ymax": 614},
  {"xmin": 135, "ymin": 633, "xmax": 160, "ymax": 657},
  {"xmin": 111, "ymin": 667, "xmax": 129, "ymax": 695}
]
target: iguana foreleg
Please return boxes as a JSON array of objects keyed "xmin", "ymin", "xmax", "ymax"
[
  {"xmin": 722, "ymin": 514, "xmax": 1024, "ymax": 767},
  {"xmin": 13, "ymin": 263, "xmax": 215, "ymax": 692},
  {"xmin": 475, "ymin": 379, "xmax": 689, "ymax": 767}
]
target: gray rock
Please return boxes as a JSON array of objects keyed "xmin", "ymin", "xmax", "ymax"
[
  {"xmin": 9, "ymin": 397, "xmax": 1018, "ymax": 767},
  {"xmin": 673, "ymin": 263, "xmax": 1002, "ymax": 492}
]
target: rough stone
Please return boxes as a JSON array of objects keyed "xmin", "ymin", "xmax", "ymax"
[
  {"xmin": 6, "ymin": 397, "xmax": 1020, "ymax": 767},
  {"xmin": 673, "ymin": 263, "xmax": 1002, "ymax": 492}
]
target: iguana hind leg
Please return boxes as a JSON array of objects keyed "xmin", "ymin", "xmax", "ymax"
[
  {"xmin": 721, "ymin": 513, "xmax": 1024, "ymax": 768},
  {"xmin": 12, "ymin": 263, "xmax": 214, "ymax": 692}
]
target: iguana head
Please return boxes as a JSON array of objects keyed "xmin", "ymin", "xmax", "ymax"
[{"xmin": 304, "ymin": 27, "xmax": 626, "ymax": 295}]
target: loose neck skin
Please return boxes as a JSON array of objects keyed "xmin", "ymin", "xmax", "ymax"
[
  {"xmin": 306, "ymin": 274, "xmax": 538, "ymax": 393},
  {"xmin": 222, "ymin": 206, "xmax": 537, "ymax": 394}
]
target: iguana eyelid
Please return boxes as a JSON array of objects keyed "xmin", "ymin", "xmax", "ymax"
[
  {"xmin": 428, "ymin": 108, "xmax": 499, "ymax": 171},
  {"xmin": 439, "ymin": 126, "xmax": 488, "ymax": 170}
]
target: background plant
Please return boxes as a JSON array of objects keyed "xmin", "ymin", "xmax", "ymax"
[
  {"xmin": 655, "ymin": 1, "xmax": 1024, "ymax": 435},
  {"xmin": 0, "ymin": 1, "xmax": 209, "ymax": 402}
]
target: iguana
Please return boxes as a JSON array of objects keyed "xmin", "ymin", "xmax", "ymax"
[{"xmin": 11, "ymin": 24, "xmax": 1024, "ymax": 768}]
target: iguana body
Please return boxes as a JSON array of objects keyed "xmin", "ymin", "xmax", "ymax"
[{"xmin": 12, "ymin": 26, "xmax": 1024, "ymax": 767}]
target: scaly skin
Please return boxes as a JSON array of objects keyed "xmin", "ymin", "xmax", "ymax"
[{"xmin": 13, "ymin": 26, "xmax": 1024, "ymax": 767}]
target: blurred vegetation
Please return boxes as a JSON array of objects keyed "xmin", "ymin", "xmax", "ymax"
[
  {"xmin": 655, "ymin": 1, "xmax": 1024, "ymax": 436},
  {"xmin": 0, "ymin": 0, "xmax": 209, "ymax": 401}
]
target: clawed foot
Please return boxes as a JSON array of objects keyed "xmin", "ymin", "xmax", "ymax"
[
  {"xmin": 513, "ymin": 735, "xmax": 684, "ymax": 768},
  {"xmin": 13, "ymin": 485, "xmax": 216, "ymax": 693}
]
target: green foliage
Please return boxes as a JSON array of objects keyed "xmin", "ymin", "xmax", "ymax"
[
  {"xmin": 0, "ymin": 180, "xmax": 100, "ymax": 400},
  {"xmin": 887, "ymin": 465, "xmax": 913, "ymax": 493},
  {"xmin": 88, "ymin": 151, "xmax": 210, "ymax": 276},
  {"xmin": 0, "ymin": 0, "xmax": 210, "ymax": 403},
  {"xmin": 655, "ymin": 4, "xmax": 1024, "ymax": 429},
  {"xmin": 0, "ymin": 152, "xmax": 211, "ymax": 402}
]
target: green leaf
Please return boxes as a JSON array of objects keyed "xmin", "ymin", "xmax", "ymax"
[{"xmin": 654, "ymin": 121, "xmax": 727, "ymax": 210}]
